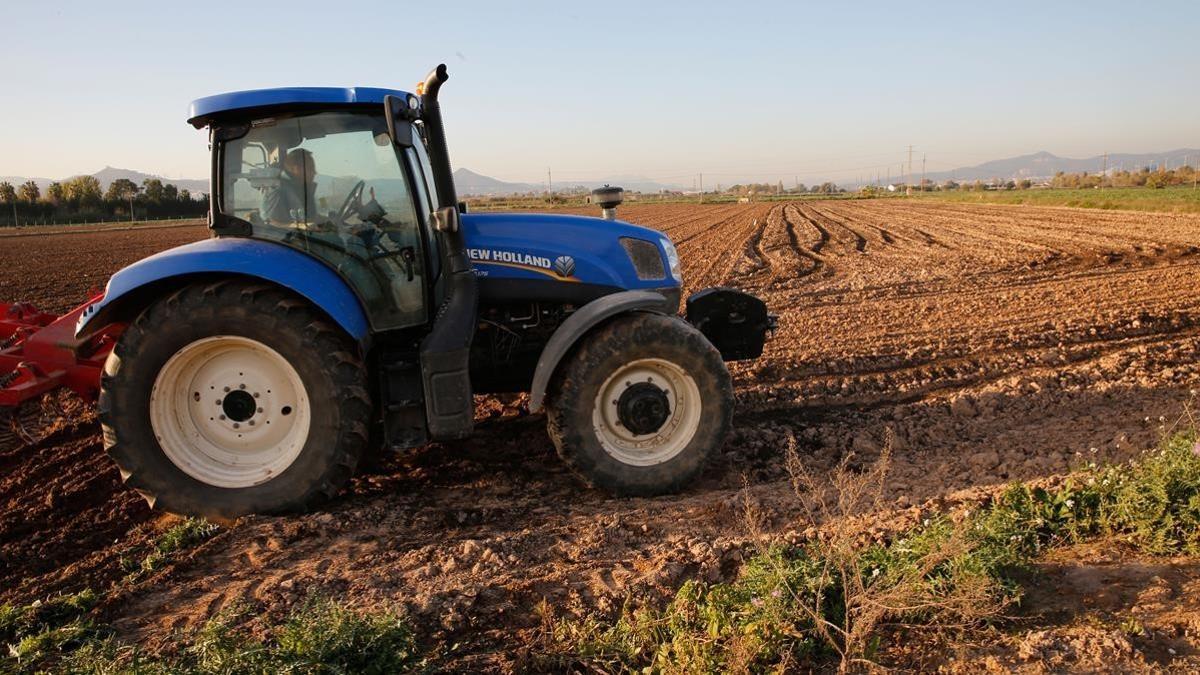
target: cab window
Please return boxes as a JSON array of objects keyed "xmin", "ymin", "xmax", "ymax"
[{"xmin": 220, "ymin": 112, "xmax": 427, "ymax": 331}]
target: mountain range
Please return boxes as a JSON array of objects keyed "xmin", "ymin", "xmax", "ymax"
[
  {"xmin": 451, "ymin": 168, "xmax": 680, "ymax": 196},
  {"xmin": 917, "ymin": 149, "xmax": 1200, "ymax": 185}
]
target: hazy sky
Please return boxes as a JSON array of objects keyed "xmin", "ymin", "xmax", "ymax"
[{"xmin": 2, "ymin": 0, "xmax": 1197, "ymax": 186}]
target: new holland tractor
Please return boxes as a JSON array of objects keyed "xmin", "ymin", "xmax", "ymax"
[{"xmin": 0, "ymin": 65, "xmax": 772, "ymax": 519}]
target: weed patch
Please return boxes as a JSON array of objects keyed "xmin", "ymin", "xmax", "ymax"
[{"xmin": 541, "ymin": 431, "xmax": 1200, "ymax": 673}]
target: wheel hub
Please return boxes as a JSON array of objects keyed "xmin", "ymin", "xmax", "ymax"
[
  {"xmin": 221, "ymin": 389, "xmax": 257, "ymax": 422},
  {"xmin": 150, "ymin": 336, "xmax": 310, "ymax": 488},
  {"xmin": 592, "ymin": 357, "xmax": 703, "ymax": 467},
  {"xmin": 617, "ymin": 382, "xmax": 671, "ymax": 435}
]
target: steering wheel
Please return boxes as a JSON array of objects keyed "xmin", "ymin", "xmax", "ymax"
[{"xmin": 335, "ymin": 180, "xmax": 366, "ymax": 226}]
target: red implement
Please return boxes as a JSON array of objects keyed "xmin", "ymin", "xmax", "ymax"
[{"xmin": 0, "ymin": 295, "xmax": 122, "ymax": 407}]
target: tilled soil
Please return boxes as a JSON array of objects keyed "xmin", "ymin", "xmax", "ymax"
[{"xmin": 2, "ymin": 202, "xmax": 1199, "ymax": 670}]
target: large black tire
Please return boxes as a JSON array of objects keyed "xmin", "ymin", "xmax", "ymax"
[
  {"xmin": 99, "ymin": 279, "xmax": 371, "ymax": 520},
  {"xmin": 545, "ymin": 312, "xmax": 733, "ymax": 496}
]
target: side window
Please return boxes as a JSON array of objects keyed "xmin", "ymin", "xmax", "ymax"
[
  {"xmin": 411, "ymin": 123, "xmax": 440, "ymax": 209},
  {"xmin": 219, "ymin": 112, "xmax": 428, "ymax": 331}
]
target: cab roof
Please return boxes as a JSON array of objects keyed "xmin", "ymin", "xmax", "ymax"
[{"xmin": 187, "ymin": 86, "xmax": 415, "ymax": 128}]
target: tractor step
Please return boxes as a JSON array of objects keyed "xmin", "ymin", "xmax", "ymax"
[{"xmin": 379, "ymin": 354, "xmax": 428, "ymax": 451}]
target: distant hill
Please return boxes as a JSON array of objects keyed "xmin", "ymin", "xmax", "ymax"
[
  {"xmin": 453, "ymin": 167, "xmax": 682, "ymax": 196},
  {"xmin": 453, "ymin": 168, "xmax": 540, "ymax": 196},
  {"xmin": 91, "ymin": 167, "xmax": 209, "ymax": 194},
  {"xmin": 0, "ymin": 167, "xmax": 208, "ymax": 194},
  {"xmin": 926, "ymin": 149, "xmax": 1200, "ymax": 184}
]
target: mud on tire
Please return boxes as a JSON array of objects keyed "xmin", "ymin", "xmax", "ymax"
[
  {"xmin": 99, "ymin": 279, "xmax": 371, "ymax": 520},
  {"xmin": 545, "ymin": 312, "xmax": 733, "ymax": 496}
]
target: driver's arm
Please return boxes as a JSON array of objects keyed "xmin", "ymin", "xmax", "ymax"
[{"xmin": 260, "ymin": 185, "xmax": 293, "ymax": 226}]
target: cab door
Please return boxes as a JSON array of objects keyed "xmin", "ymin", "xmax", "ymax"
[{"xmin": 218, "ymin": 112, "xmax": 430, "ymax": 333}]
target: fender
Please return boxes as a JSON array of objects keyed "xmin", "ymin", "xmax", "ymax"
[
  {"xmin": 527, "ymin": 290, "xmax": 674, "ymax": 413},
  {"xmin": 75, "ymin": 237, "xmax": 370, "ymax": 342}
]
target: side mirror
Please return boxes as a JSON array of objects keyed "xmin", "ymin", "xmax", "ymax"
[
  {"xmin": 432, "ymin": 206, "xmax": 459, "ymax": 232},
  {"xmin": 383, "ymin": 94, "xmax": 416, "ymax": 148}
]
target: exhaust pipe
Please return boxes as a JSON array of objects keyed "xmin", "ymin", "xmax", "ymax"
[
  {"xmin": 419, "ymin": 64, "xmax": 458, "ymax": 209},
  {"xmin": 417, "ymin": 64, "xmax": 476, "ymax": 440},
  {"xmin": 592, "ymin": 185, "xmax": 624, "ymax": 221}
]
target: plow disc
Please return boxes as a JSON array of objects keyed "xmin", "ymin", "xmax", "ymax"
[{"xmin": 0, "ymin": 296, "xmax": 119, "ymax": 452}]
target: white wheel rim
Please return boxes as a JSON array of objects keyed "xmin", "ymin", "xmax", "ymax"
[
  {"xmin": 592, "ymin": 357, "xmax": 702, "ymax": 466},
  {"xmin": 150, "ymin": 336, "xmax": 310, "ymax": 488}
]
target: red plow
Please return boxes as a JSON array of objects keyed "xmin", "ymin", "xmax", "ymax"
[{"xmin": 0, "ymin": 296, "xmax": 121, "ymax": 450}]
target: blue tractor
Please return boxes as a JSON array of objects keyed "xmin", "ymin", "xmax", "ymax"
[{"xmin": 74, "ymin": 65, "xmax": 772, "ymax": 519}]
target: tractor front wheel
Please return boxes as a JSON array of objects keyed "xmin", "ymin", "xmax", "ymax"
[
  {"xmin": 545, "ymin": 313, "xmax": 733, "ymax": 496},
  {"xmin": 99, "ymin": 280, "xmax": 371, "ymax": 520}
]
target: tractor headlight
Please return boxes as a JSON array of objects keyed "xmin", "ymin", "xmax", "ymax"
[
  {"xmin": 661, "ymin": 238, "xmax": 682, "ymax": 282},
  {"xmin": 621, "ymin": 237, "xmax": 666, "ymax": 280}
]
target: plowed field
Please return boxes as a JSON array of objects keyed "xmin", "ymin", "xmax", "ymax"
[{"xmin": 2, "ymin": 201, "xmax": 1199, "ymax": 669}]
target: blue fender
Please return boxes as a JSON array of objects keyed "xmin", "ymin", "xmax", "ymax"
[
  {"xmin": 527, "ymin": 290, "xmax": 675, "ymax": 413},
  {"xmin": 75, "ymin": 237, "xmax": 370, "ymax": 342}
]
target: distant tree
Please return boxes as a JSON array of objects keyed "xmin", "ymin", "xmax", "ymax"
[
  {"xmin": 1017, "ymin": 179, "xmax": 1032, "ymax": 190},
  {"xmin": 795, "ymin": 183, "xmax": 808, "ymax": 193},
  {"xmin": 179, "ymin": 188, "xmax": 192, "ymax": 202},
  {"xmin": 141, "ymin": 178, "xmax": 164, "ymax": 203},
  {"xmin": 1003, "ymin": 180, "xmax": 1016, "ymax": 190},
  {"xmin": 0, "ymin": 181, "xmax": 14, "ymax": 204},
  {"xmin": 105, "ymin": 178, "xmax": 140, "ymax": 203},
  {"xmin": 65, "ymin": 175, "xmax": 103, "ymax": 205},
  {"xmin": 941, "ymin": 180, "xmax": 959, "ymax": 191},
  {"xmin": 162, "ymin": 183, "xmax": 179, "ymax": 201},
  {"xmin": 46, "ymin": 181, "xmax": 66, "ymax": 205},
  {"xmin": 18, "ymin": 180, "xmax": 40, "ymax": 203}
]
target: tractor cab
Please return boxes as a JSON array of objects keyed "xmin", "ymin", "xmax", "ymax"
[{"xmin": 193, "ymin": 92, "xmax": 442, "ymax": 333}]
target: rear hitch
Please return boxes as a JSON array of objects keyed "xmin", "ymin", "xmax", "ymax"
[{"xmin": 685, "ymin": 287, "xmax": 774, "ymax": 361}]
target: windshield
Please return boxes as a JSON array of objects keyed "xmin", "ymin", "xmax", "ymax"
[{"xmin": 219, "ymin": 111, "xmax": 428, "ymax": 331}]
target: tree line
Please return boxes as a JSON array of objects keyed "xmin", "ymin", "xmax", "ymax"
[
  {"xmin": 0, "ymin": 176, "xmax": 208, "ymax": 227},
  {"xmin": 871, "ymin": 164, "xmax": 1200, "ymax": 193}
]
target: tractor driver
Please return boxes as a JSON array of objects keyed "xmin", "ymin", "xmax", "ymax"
[{"xmin": 261, "ymin": 148, "xmax": 318, "ymax": 226}]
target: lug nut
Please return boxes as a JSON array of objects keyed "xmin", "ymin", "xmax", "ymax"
[{"xmin": 223, "ymin": 386, "xmax": 230, "ymax": 392}]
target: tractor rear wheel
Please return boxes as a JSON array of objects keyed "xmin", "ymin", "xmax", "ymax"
[
  {"xmin": 545, "ymin": 313, "xmax": 733, "ymax": 496},
  {"xmin": 99, "ymin": 280, "xmax": 371, "ymax": 520}
]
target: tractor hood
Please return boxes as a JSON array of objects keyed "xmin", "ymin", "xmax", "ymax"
[{"xmin": 460, "ymin": 212, "xmax": 681, "ymax": 302}]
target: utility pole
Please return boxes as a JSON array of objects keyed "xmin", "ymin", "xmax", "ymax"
[
  {"xmin": 699, "ymin": 172, "xmax": 703, "ymax": 204},
  {"xmin": 547, "ymin": 167, "xmax": 552, "ymax": 195},
  {"xmin": 1101, "ymin": 152, "xmax": 1108, "ymax": 190},
  {"xmin": 129, "ymin": 193, "xmax": 135, "ymax": 221},
  {"xmin": 906, "ymin": 145, "xmax": 913, "ymax": 195},
  {"xmin": 921, "ymin": 153, "xmax": 926, "ymax": 192}
]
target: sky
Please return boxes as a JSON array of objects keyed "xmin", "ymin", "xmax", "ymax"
[{"xmin": 1, "ymin": 0, "xmax": 1197, "ymax": 187}]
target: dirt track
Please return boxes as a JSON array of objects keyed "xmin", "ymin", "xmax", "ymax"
[{"xmin": 2, "ymin": 201, "xmax": 1199, "ymax": 667}]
